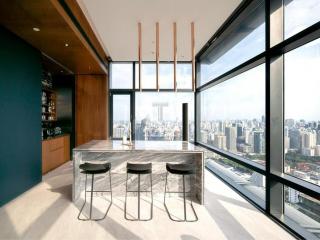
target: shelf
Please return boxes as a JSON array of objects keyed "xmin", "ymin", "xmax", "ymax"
[
  {"xmin": 42, "ymin": 87, "xmax": 54, "ymax": 93},
  {"xmin": 42, "ymin": 112, "xmax": 55, "ymax": 115}
]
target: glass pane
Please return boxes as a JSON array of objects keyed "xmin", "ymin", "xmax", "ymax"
[
  {"xmin": 284, "ymin": 0, "xmax": 320, "ymax": 39},
  {"xmin": 112, "ymin": 95, "xmax": 131, "ymax": 138},
  {"xmin": 199, "ymin": 64, "xmax": 266, "ymax": 165},
  {"xmin": 135, "ymin": 63, "xmax": 156, "ymax": 89},
  {"xmin": 284, "ymin": 186, "xmax": 320, "ymax": 239},
  {"xmin": 159, "ymin": 63, "xmax": 174, "ymax": 89},
  {"xmin": 206, "ymin": 151, "xmax": 265, "ymax": 208},
  {"xmin": 177, "ymin": 63, "xmax": 192, "ymax": 89},
  {"xmin": 135, "ymin": 92, "xmax": 194, "ymax": 141},
  {"xmin": 198, "ymin": 0, "xmax": 265, "ymax": 86},
  {"xmin": 110, "ymin": 63, "xmax": 133, "ymax": 89},
  {"xmin": 284, "ymin": 38, "xmax": 320, "ymax": 186}
]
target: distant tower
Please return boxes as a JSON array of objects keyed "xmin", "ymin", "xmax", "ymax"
[
  {"xmin": 152, "ymin": 102, "xmax": 168, "ymax": 122},
  {"xmin": 225, "ymin": 126, "xmax": 237, "ymax": 152},
  {"xmin": 253, "ymin": 131, "xmax": 264, "ymax": 154}
]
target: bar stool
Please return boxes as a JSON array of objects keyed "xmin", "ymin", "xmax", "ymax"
[
  {"xmin": 125, "ymin": 162, "xmax": 153, "ymax": 221},
  {"xmin": 77, "ymin": 162, "xmax": 112, "ymax": 221},
  {"xmin": 164, "ymin": 163, "xmax": 198, "ymax": 222}
]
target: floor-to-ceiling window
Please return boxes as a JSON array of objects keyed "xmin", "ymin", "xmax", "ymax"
[
  {"xmin": 135, "ymin": 92, "xmax": 194, "ymax": 141},
  {"xmin": 195, "ymin": 0, "xmax": 320, "ymax": 238},
  {"xmin": 109, "ymin": 62, "xmax": 194, "ymax": 141}
]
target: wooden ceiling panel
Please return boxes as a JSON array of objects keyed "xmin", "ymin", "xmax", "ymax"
[{"xmin": 0, "ymin": 0, "xmax": 107, "ymax": 74}]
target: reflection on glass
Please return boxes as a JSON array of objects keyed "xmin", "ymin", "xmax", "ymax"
[
  {"xmin": 206, "ymin": 152, "xmax": 265, "ymax": 208},
  {"xmin": 110, "ymin": 63, "xmax": 133, "ymax": 89},
  {"xmin": 284, "ymin": 0, "xmax": 320, "ymax": 39},
  {"xmin": 177, "ymin": 63, "xmax": 192, "ymax": 89},
  {"xmin": 159, "ymin": 63, "xmax": 173, "ymax": 89},
  {"xmin": 135, "ymin": 63, "xmax": 192, "ymax": 89},
  {"xmin": 112, "ymin": 95, "xmax": 130, "ymax": 138},
  {"xmin": 285, "ymin": 186, "xmax": 320, "ymax": 239},
  {"xmin": 135, "ymin": 63, "xmax": 156, "ymax": 89},
  {"xmin": 135, "ymin": 92, "xmax": 194, "ymax": 141},
  {"xmin": 199, "ymin": 64, "xmax": 266, "ymax": 164},
  {"xmin": 198, "ymin": 0, "xmax": 265, "ymax": 86},
  {"xmin": 284, "ymin": 38, "xmax": 320, "ymax": 186}
]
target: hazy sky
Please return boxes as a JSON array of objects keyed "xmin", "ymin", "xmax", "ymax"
[{"xmin": 200, "ymin": 64, "xmax": 265, "ymax": 121}]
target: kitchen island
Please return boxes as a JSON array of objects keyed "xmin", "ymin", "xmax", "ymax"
[{"xmin": 73, "ymin": 140, "xmax": 204, "ymax": 204}]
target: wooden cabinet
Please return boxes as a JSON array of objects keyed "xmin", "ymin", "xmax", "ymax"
[{"xmin": 42, "ymin": 134, "xmax": 70, "ymax": 174}]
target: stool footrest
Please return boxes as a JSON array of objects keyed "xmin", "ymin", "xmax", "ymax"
[
  {"xmin": 126, "ymin": 190, "xmax": 152, "ymax": 193},
  {"xmin": 85, "ymin": 190, "xmax": 112, "ymax": 193}
]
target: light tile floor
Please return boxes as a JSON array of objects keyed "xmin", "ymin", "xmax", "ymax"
[{"xmin": 0, "ymin": 162, "xmax": 295, "ymax": 240}]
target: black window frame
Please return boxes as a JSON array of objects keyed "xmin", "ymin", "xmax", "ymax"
[
  {"xmin": 194, "ymin": 0, "xmax": 320, "ymax": 239},
  {"xmin": 108, "ymin": 61, "xmax": 194, "ymax": 141}
]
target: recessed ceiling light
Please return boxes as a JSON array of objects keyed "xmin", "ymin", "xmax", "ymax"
[
  {"xmin": 60, "ymin": 70, "xmax": 63, "ymax": 73},
  {"xmin": 33, "ymin": 27, "xmax": 40, "ymax": 32},
  {"xmin": 65, "ymin": 43, "xmax": 69, "ymax": 47}
]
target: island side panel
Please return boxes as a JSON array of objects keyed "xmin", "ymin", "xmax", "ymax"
[{"xmin": 73, "ymin": 150, "xmax": 204, "ymax": 205}]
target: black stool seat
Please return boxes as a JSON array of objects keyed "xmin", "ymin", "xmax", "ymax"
[
  {"xmin": 80, "ymin": 162, "xmax": 111, "ymax": 174},
  {"xmin": 127, "ymin": 162, "xmax": 152, "ymax": 174},
  {"xmin": 166, "ymin": 163, "xmax": 196, "ymax": 175}
]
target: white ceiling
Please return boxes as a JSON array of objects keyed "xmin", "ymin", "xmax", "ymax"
[{"xmin": 77, "ymin": 0, "xmax": 241, "ymax": 61}]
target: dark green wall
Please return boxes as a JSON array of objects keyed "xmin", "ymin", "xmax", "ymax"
[{"xmin": 0, "ymin": 26, "xmax": 42, "ymax": 206}]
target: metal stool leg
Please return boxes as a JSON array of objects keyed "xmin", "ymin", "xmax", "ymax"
[
  {"xmin": 77, "ymin": 174, "xmax": 88, "ymax": 220},
  {"xmin": 138, "ymin": 174, "xmax": 141, "ymax": 220},
  {"xmin": 125, "ymin": 173, "xmax": 153, "ymax": 221},
  {"xmin": 78, "ymin": 171, "xmax": 112, "ymax": 221},
  {"xmin": 150, "ymin": 173, "xmax": 153, "ymax": 219},
  {"xmin": 124, "ymin": 173, "xmax": 128, "ymax": 219},
  {"xmin": 189, "ymin": 173, "xmax": 198, "ymax": 221},
  {"xmin": 89, "ymin": 174, "xmax": 94, "ymax": 219},
  {"xmin": 183, "ymin": 175, "xmax": 187, "ymax": 221},
  {"xmin": 164, "ymin": 172, "xmax": 198, "ymax": 222},
  {"xmin": 109, "ymin": 171, "xmax": 113, "ymax": 203},
  {"xmin": 164, "ymin": 172, "xmax": 168, "ymax": 204}
]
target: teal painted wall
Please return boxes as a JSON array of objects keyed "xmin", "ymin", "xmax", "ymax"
[{"xmin": 0, "ymin": 26, "xmax": 42, "ymax": 206}]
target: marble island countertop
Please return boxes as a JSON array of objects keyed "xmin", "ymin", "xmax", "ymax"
[{"xmin": 73, "ymin": 140, "xmax": 204, "ymax": 153}]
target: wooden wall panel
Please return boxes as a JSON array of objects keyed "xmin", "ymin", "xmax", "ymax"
[
  {"xmin": 76, "ymin": 74, "xmax": 109, "ymax": 146},
  {"xmin": 0, "ymin": 0, "xmax": 107, "ymax": 74},
  {"xmin": 42, "ymin": 135, "xmax": 70, "ymax": 175}
]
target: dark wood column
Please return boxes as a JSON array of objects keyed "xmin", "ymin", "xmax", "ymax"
[{"xmin": 75, "ymin": 74, "xmax": 109, "ymax": 146}]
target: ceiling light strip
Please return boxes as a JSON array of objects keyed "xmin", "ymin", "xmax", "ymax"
[
  {"xmin": 173, "ymin": 22, "xmax": 177, "ymax": 92},
  {"xmin": 191, "ymin": 22, "xmax": 195, "ymax": 92},
  {"xmin": 156, "ymin": 22, "xmax": 160, "ymax": 91},
  {"xmin": 138, "ymin": 22, "xmax": 142, "ymax": 91}
]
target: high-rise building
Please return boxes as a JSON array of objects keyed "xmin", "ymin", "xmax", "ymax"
[
  {"xmin": 152, "ymin": 102, "xmax": 168, "ymax": 122},
  {"xmin": 317, "ymin": 130, "xmax": 320, "ymax": 145},
  {"xmin": 237, "ymin": 124, "xmax": 243, "ymax": 138},
  {"xmin": 213, "ymin": 134, "xmax": 226, "ymax": 150},
  {"xmin": 113, "ymin": 124, "xmax": 126, "ymax": 138},
  {"xmin": 301, "ymin": 131, "xmax": 317, "ymax": 149},
  {"xmin": 218, "ymin": 121, "xmax": 225, "ymax": 134},
  {"xmin": 225, "ymin": 126, "xmax": 237, "ymax": 152},
  {"xmin": 243, "ymin": 128, "xmax": 251, "ymax": 144},
  {"xmin": 289, "ymin": 128, "xmax": 301, "ymax": 150},
  {"xmin": 284, "ymin": 136, "xmax": 290, "ymax": 153},
  {"xmin": 253, "ymin": 131, "xmax": 264, "ymax": 154}
]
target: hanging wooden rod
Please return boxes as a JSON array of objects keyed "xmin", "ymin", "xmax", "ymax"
[
  {"xmin": 156, "ymin": 22, "xmax": 159, "ymax": 91},
  {"xmin": 191, "ymin": 22, "xmax": 195, "ymax": 92},
  {"xmin": 138, "ymin": 22, "xmax": 142, "ymax": 91},
  {"xmin": 173, "ymin": 22, "xmax": 177, "ymax": 91}
]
